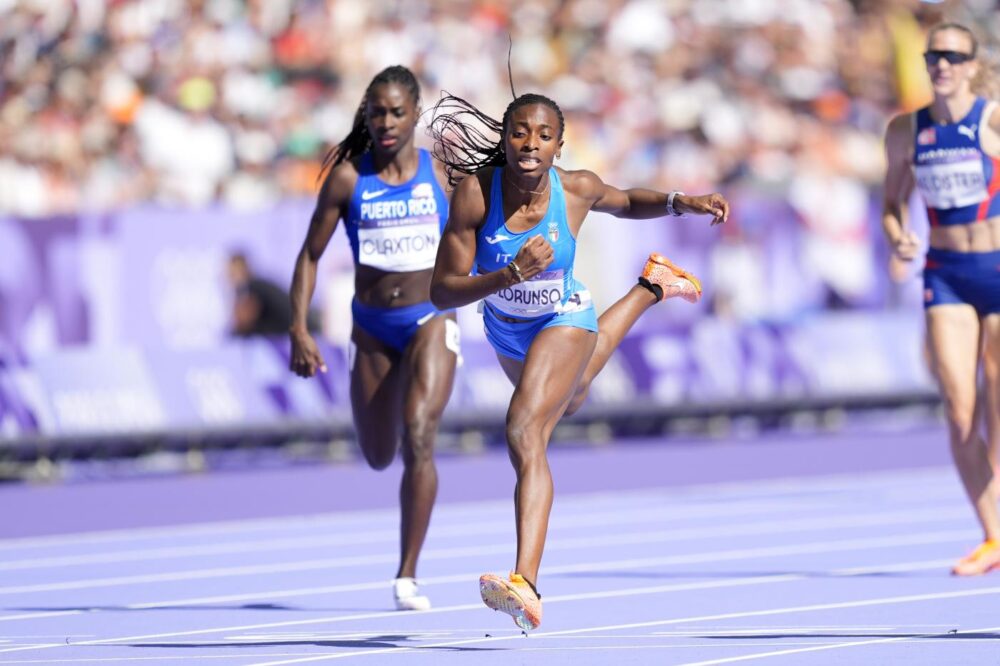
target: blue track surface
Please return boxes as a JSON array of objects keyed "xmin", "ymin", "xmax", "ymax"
[{"xmin": 2, "ymin": 427, "xmax": 999, "ymax": 664}]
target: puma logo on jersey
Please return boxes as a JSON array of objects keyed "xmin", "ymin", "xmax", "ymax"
[
  {"xmin": 361, "ymin": 188, "xmax": 388, "ymax": 200},
  {"xmin": 957, "ymin": 124, "xmax": 977, "ymax": 142}
]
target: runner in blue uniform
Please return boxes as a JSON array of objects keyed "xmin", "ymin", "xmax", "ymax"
[
  {"xmin": 290, "ymin": 66, "xmax": 458, "ymax": 610},
  {"xmin": 428, "ymin": 92, "xmax": 729, "ymax": 629},
  {"xmin": 883, "ymin": 22, "xmax": 1000, "ymax": 575}
]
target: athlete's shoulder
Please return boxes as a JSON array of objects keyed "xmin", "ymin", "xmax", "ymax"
[
  {"xmin": 449, "ymin": 167, "xmax": 491, "ymax": 223},
  {"xmin": 556, "ymin": 166, "xmax": 605, "ymax": 200},
  {"xmin": 885, "ymin": 113, "xmax": 916, "ymax": 150},
  {"xmin": 316, "ymin": 158, "xmax": 360, "ymax": 208}
]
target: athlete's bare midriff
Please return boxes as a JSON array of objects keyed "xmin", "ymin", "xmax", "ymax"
[
  {"xmin": 930, "ymin": 215, "xmax": 1000, "ymax": 252},
  {"xmin": 354, "ymin": 265, "xmax": 434, "ymax": 308}
]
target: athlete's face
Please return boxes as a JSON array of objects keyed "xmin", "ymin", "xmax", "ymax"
[
  {"xmin": 504, "ymin": 104, "xmax": 563, "ymax": 177},
  {"xmin": 365, "ymin": 82, "xmax": 419, "ymax": 156},
  {"xmin": 925, "ymin": 29, "xmax": 978, "ymax": 97}
]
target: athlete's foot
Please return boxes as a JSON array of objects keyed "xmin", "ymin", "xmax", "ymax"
[
  {"xmin": 393, "ymin": 577, "xmax": 431, "ymax": 611},
  {"xmin": 479, "ymin": 571, "xmax": 542, "ymax": 631},
  {"xmin": 951, "ymin": 540, "xmax": 1000, "ymax": 576},
  {"xmin": 639, "ymin": 253, "xmax": 702, "ymax": 304}
]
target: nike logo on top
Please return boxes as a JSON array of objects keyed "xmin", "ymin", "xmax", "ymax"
[
  {"xmin": 361, "ymin": 189, "xmax": 388, "ymax": 200},
  {"xmin": 485, "ymin": 233, "xmax": 512, "ymax": 245}
]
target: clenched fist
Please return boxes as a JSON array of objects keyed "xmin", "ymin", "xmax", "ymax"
[{"xmin": 511, "ymin": 235, "xmax": 554, "ymax": 281}]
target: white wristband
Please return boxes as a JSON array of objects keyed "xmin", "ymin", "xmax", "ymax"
[{"xmin": 666, "ymin": 191, "xmax": 684, "ymax": 217}]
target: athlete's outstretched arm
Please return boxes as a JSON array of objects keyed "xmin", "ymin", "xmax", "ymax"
[
  {"xmin": 430, "ymin": 172, "xmax": 553, "ymax": 310},
  {"xmin": 289, "ymin": 166, "xmax": 351, "ymax": 377},
  {"xmin": 882, "ymin": 114, "xmax": 919, "ymax": 261},
  {"xmin": 568, "ymin": 170, "xmax": 729, "ymax": 224}
]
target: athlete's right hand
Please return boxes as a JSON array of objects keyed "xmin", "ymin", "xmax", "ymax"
[
  {"xmin": 289, "ymin": 329, "xmax": 327, "ymax": 377},
  {"xmin": 892, "ymin": 230, "xmax": 920, "ymax": 261},
  {"xmin": 512, "ymin": 235, "xmax": 554, "ymax": 281}
]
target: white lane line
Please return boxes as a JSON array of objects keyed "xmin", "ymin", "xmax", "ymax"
[
  {"xmin": 0, "ymin": 525, "xmax": 966, "ymax": 625},
  {"xmin": 245, "ymin": 589, "xmax": 1000, "ymax": 664},
  {"xmin": 0, "ymin": 546, "xmax": 966, "ymax": 655},
  {"xmin": 677, "ymin": 623, "xmax": 1000, "ymax": 665},
  {"xmin": 0, "ymin": 465, "xmax": 953, "ymax": 553},
  {"xmin": 0, "ymin": 498, "xmax": 831, "ymax": 571},
  {"xmin": 0, "ymin": 654, "xmax": 336, "ymax": 663},
  {"xmin": 0, "ymin": 506, "xmax": 970, "ymax": 595}
]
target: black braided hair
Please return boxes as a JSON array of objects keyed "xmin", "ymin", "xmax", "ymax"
[
  {"xmin": 428, "ymin": 92, "xmax": 565, "ymax": 187},
  {"xmin": 319, "ymin": 65, "xmax": 421, "ymax": 179}
]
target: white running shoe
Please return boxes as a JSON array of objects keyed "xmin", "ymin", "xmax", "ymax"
[{"xmin": 393, "ymin": 577, "xmax": 431, "ymax": 611}]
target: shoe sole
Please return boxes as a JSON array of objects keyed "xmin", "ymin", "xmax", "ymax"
[{"xmin": 479, "ymin": 576, "xmax": 539, "ymax": 631}]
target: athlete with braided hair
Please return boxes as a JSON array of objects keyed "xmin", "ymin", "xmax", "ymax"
[
  {"xmin": 428, "ymin": 92, "xmax": 729, "ymax": 630},
  {"xmin": 289, "ymin": 66, "xmax": 458, "ymax": 610}
]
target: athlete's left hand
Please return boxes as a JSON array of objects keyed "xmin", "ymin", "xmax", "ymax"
[{"xmin": 676, "ymin": 193, "xmax": 729, "ymax": 226}]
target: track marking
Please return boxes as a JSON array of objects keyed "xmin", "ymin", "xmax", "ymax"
[
  {"xmin": 243, "ymin": 588, "xmax": 1000, "ymax": 664},
  {"xmin": 0, "ymin": 551, "xmax": 966, "ymax": 655},
  {"xmin": 0, "ymin": 508, "xmax": 970, "ymax": 595},
  {"xmin": 0, "ymin": 466, "xmax": 953, "ymax": 552}
]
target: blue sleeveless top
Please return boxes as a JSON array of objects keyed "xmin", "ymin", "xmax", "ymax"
[
  {"xmin": 345, "ymin": 148, "xmax": 449, "ymax": 272},
  {"xmin": 913, "ymin": 97, "xmax": 1000, "ymax": 226},
  {"xmin": 475, "ymin": 167, "xmax": 590, "ymax": 319}
]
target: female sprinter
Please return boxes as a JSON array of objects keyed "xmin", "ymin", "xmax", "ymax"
[
  {"xmin": 428, "ymin": 92, "xmax": 729, "ymax": 629},
  {"xmin": 289, "ymin": 66, "xmax": 458, "ymax": 609},
  {"xmin": 883, "ymin": 22, "xmax": 1000, "ymax": 575}
]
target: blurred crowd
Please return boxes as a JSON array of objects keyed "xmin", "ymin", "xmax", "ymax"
[{"xmin": 2, "ymin": 0, "xmax": 1000, "ymax": 318}]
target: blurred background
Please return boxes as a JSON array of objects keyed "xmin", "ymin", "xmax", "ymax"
[{"xmin": 0, "ymin": 0, "xmax": 992, "ymax": 480}]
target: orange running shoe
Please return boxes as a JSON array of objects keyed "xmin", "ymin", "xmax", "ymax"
[
  {"xmin": 640, "ymin": 253, "xmax": 702, "ymax": 304},
  {"xmin": 479, "ymin": 572, "xmax": 542, "ymax": 631},
  {"xmin": 951, "ymin": 540, "xmax": 1000, "ymax": 576}
]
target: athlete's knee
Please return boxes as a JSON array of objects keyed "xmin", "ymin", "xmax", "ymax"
[
  {"xmin": 944, "ymin": 403, "xmax": 978, "ymax": 445},
  {"xmin": 401, "ymin": 417, "xmax": 439, "ymax": 467},
  {"xmin": 505, "ymin": 418, "xmax": 546, "ymax": 471},
  {"xmin": 563, "ymin": 383, "xmax": 590, "ymax": 417},
  {"xmin": 358, "ymin": 437, "xmax": 396, "ymax": 471}
]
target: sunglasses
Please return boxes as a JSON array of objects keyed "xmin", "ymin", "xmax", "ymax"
[{"xmin": 924, "ymin": 50, "xmax": 975, "ymax": 66}]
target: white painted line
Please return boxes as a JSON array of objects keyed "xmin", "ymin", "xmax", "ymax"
[
  {"xmin": 0, "ymin": 547, "xmax": 966, "ymax": 655},
  {"xmin": 0, "ymin": 465, "xmax": 953, "ymax": 552},
  {"xmin": 244, "ymin": 588, "xmax": 1000, "ymax": 664},
  {"xmin": 677, "ymin": 624, "xmax": 1000, "ymax": 665},
  {"xmin": 0, "ymin": 507, "xmax": 970, "ymax": 595},
  {"xmin": 0, "ymin": 498, "xmax": 834, "ymax": 571}
]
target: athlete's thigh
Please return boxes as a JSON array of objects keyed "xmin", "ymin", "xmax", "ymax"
[
  {"xmin": 509, "ymin": 325, "xmax": 598, "ymax": 425},
  {"xmin": 401, "ymin": 313, "xmax": 458, "ymax": 421},
  {"xmin": 497, "ymin": 353, "xmax": 524, "ymax": 386},
  {"xmin": 926, "ymin": 305, "xmax": 981, "ymax": 408},
  {"xmin": 350, "ymin": 323, "xmax": 403, "ymax": 455}
]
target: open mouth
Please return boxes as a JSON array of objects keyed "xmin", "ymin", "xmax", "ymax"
[{"xmin": 517, "ymin": 157, "xmax": 542, "ymax": 169}]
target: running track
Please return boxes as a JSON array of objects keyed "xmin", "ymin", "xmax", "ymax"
[{"xmin": 2, "ymin": 426, "xmax": 999, "ymax": 665}]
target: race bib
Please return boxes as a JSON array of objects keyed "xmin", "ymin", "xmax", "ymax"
[
  {"xmin": 914, "ymin": 154, "xmax": 988, "ymax": 209},
  {"xmin": 357, "ymin": 217, "xmax": 440, "ymax": 272},
  {"xmin": 486, "ymin": 270, "xmax": 565, "ymax": 317}
]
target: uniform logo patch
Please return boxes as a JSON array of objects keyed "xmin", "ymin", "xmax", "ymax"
[
  {"xmin": 411, "ymin": 182, "xmax": 434, "ymax": 199},
  {"xmin": 547, "ymin": 222, "xmax": 559, "ymax": 243},
  {"xmin": 957, "ymin": 124, "xmax": 978, "ymax": 142},
  {"xmin": 924, "ymin": 288, "xmax": 934, "ymax": 303},
  {"xmin": 917, "ymin": 127, "xmax": 936, "ymax": 145}
]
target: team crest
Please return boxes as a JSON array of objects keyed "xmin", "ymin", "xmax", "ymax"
[
  {"xmin": 547, "ymin": 221, "xmax": 559, "ymax": 243},
  {"xmin": 917, "ymin": 127, "xmax": 936, "ymax": 145},
  {"xmin": 411, "ymin": 182, "xmax": 434, "ymax": 198}
]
